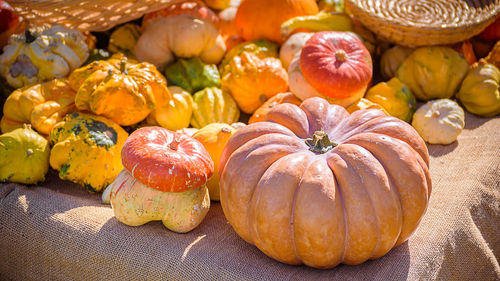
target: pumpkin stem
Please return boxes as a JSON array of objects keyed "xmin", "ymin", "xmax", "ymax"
[
  {"xmin": 169, "ymin": 138, "xmax": 180, "ymax": 151},
  {"xmin": 119, "ymin": 58, "xmax": 128, "ymax": 74},
  {"xmin": 335, "ymin": 49, "xmax": 348, "ymax": 62},
  {"xmin": 305, "ymin": 130, "xmax": 337, "ymax": 154},
  {"xmin": 25, "ymin": 29, "xmax": 36, "ymax": 43}
]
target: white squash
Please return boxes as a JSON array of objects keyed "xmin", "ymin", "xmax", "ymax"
[
  {"xmin": 412, "ymin": 99, "xmax": 465, "ymax": 145},
  {"xmin": 279, "ymin": 32, "xmax": 313, "ymax": 70},
  {"xmin": 0, "ymin": 25, "xmax": 89, "ymax": 88},
  {"xmin": 135, "ymin": 14, "xmax": 226, "ymax": 71},
  {"xmin": 380, "ymin": 45, "xmax": 414, "ymax": 80}
]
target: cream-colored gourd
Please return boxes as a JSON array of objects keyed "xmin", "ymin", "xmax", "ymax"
[
  {"xmin": 106, "ymin": 169, "xmax": 210, "ymax": 233},
  {"xmin": 380, "ymin": 45, "xmax": 414, "ymax": 80},
  {"xmin": 0, "ymin": 25, "xmax": 89, "ymax": 88},
  {"xmin": 279, "ymin": 32, "xmax": 313, "ymax": 70},
  {"xmin": 412, "ymin": 99, "xmax": 465, "ymax": 145},
  {"xmin": 135, "ymin": 14, "xmax": 226, "ymax": 71}
]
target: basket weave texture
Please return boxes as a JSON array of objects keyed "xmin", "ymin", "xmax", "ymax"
[
  {"xmin": 8, "ymin": 0, "xmax": 183, "ymax": 31},
  {"xmin": 345, "ymin": 0, "xmax": 500, "ymax": 47}
]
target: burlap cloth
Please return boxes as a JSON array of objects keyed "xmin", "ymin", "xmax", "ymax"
[{"xmin": 0, "ymin": 112, "xmax": 499, "ymax": 280}]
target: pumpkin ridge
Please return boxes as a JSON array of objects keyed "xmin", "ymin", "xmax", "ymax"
[
  {"xmin": 337, "ymin": 145, "xmax": 388, "ymax": 259},
  {"xmin": 223, "ymin": 135, "xmax": 305, "ymax": 242},
  {"xmin": 331, "ymin": 170, "xmax": 348, "ymax": 264},
  {"xmin": 355, "ymin": 147, "xmax": 403, "ymax": 258},
  {"xmin": 346, "ymin": 133, "xmax": 428, "ymax": 246},
  {"xmin": 289, "ymin": 155, "xmax": 318, "ymax": 265},
  {"xmin": 327, "ymin": 148, "xmax": 378, "ymax": 263}
]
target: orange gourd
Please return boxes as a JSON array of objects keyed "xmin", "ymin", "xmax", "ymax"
[
  {"xmin": 235, "ymin": 0, "xmax": 318, "ymax": 43},
  {"xmin": 221, "ymin": 51, "xmax": 289, "ymax": 114},
  {"xmin": 249, "ymin": 92, "xmax": 302, "ymax": 124}
]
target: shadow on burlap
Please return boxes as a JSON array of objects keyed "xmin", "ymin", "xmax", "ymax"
[{"xmin": 0, "ymin": 113, "xmax": 498, "ymax": 280}]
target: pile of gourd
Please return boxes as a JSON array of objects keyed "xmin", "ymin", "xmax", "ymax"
[{"xmin": 0, "ymin": 0, "xmax": 498, "ymax": 269}]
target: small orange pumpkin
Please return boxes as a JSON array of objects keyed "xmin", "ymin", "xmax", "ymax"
[
  {"xmin": 249, "ymin": 92, "xmax": 302, "ymax": 124},
  {"xmin": 235, "ymin": 0, "xmax": 318, "ymax": 43},
  {"xmin": 221, "ymin": 51, "xmax": 289, "ymax": 114}
]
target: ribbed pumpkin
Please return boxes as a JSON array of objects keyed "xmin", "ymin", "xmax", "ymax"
[
  {"xmin": 219, "ymin": 97, "xmax": 431, "ymax": 269},
  {"xmin": 108, "ymin": 23, "xmax": 142, "ymax": 59},
  {"xmin": 1, "ymin": 78, "xmax": 76, "ymax": 135},
  {"xmin": 249, "ymin": 92, "xmax": 302, "ymax": 124},
  {"xmin": 457, "ymin": 62, "xmax": 500, "ymax": 117},
  {"xmin": 192, "ymin": 123, "xmax": 236, "ymax": 201},
  {"xmin": 191, "ymin": 87, "xmax": 239, "ymax": 128},
  {"xmin": 147, "ymin": 86, "xmax": 194, "ymax": 131},
  {"xmin": 49, "ymin": 112, "xmax": 128, "ymax": 192},
  {"xmin": 106, "ymin": 126, "xmax": 213, "ymax": 233},
  {"xmin": 235, "ymin": 0, "xmax": 318, "ymax": 43},
  {"xmin": 365, "ymin": 78, "xmax": 417, "ymax": 123},
  {"xmin": 380, "ymin": 45, "xmax": 414, "ymax": 80},
  {"xmin": 0, "ymin": 25, "xmax": 89, "ymax": 88},
  {"xmin": 69, "ymin": 54, "xmax": 171, "ymax": 126},
  {"xmin": 396, "ymin": 47, "xmax": 469, "ymax": 101},
  {"xmin": 221, "ymin": 51, "xmax": 289, "ymax": 114},
  {"xmin": 0, "ymin": 125, "xmax": 50, "ymax": 184}
]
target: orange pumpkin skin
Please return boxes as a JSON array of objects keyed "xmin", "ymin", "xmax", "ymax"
[
  {"xmin": 300, "ymin": 31, "xmax": 372, "ymax": 100},
  {"xmin": 218, "ymin": 7, "xmax": 244, "ymax": 51},
  {"xmin": 219, "ymin": 97, "xmax": 431, "ymax": 269},
  {"xmin": 221, "ymin": 51, "xmax": 289, "ymax": 114},
  {"xmin": 249, "ymin": 92, "xmax": 302, "ymax": 124},
  {"xmin": 142, "ymin": 0, "xmax": 218, "ymax": 28},
  {"xmin": 235, "ymin": 0, "xmax": 318, "ymax": 43},
  {"xmin": 121, "ymin": 126, "xmax": 214, "ymax": 192}
]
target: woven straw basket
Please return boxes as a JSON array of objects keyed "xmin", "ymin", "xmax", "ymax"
[
  {"xmin": 345, "ymin": 0, "xmax": 500, "ymax": 47},
  {"xmin": 8, "ymin": 0, "xmax": 184, "ymax": 31}
]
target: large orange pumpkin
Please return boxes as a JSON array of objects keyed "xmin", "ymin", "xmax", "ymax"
[
  {"xmin": 219, "ymin": 97, "xmax": 431, "ymax": 269},
  {"xmin": 235, "ymin": 0, "xmax": 318, "ymax": 43}
]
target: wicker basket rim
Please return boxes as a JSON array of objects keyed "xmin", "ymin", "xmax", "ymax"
[{"xmin": 346, "ymin": 0, "xmax": 500, "ymax": 29}]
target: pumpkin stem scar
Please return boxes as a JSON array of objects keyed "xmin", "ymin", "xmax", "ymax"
[
  {"xmin": 169, "ymin": 138, "xmax": 180, "ymax": 150},
  {"xmin": 335, "ymin": 49, "xmax": 348, "ymax": 62},
  {"xmin": 305, "ymin": 130, "xmax": 337, "ymax": 153},
  {"xmin": 25, "ymin": 29, "xmax": 36, "ymax": 43}
]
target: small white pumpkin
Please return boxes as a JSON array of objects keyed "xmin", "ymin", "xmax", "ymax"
[
  {"xmin": 412, "ymin": 99, "xmax": 465, "ymax": 145},
  {"xmin": 279, "ymin": 32, "xmax": 313, "ymax": 70},
  {"xmin": 380, "ymin": 45, "xmax": 414, "ymax": 80}
]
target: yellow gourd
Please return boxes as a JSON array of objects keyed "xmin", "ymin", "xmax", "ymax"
[
  {"xmin": 0, "ymin": 125, "xmax": 50, "ymax": 184},
  {"xmin": 192, "ymin": 123, "xmax": 236, "ymax": 201},
  {"xmin": 396, "ymin": 46, "xmax": 469, "ymax": 101},
  {"xmin": 49, "ymin": 112, "xmax": 128, "ymax": 192},
  {"xmin": 147, "ymin": 86, "xmax": 194, "ymax": 131},
  {"xmin": 69, "ymin": 54, "xmax": 171, "ymax": 126},
  {"xmin": 191, "ymin": 87, "xmax": 240, "ymax": 129},
  {"xmin": 457, "ymin": 62, "xmax": 500, "ymax": 117},
  {"xmin": 108, "ymin": 23, "xmax": 142, "ymax": 59},
  {"xmin": 1, "ymin": 78, "xmax": 76, "ymax": 135},
  {"xmin": 365, "ymin": 78, "xmax": 417, "ymax": 123}
]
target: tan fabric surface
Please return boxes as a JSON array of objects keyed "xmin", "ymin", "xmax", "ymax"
[{"xmin": 0, "ymin": 113, "xmax": 499, "ymax": 281}]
